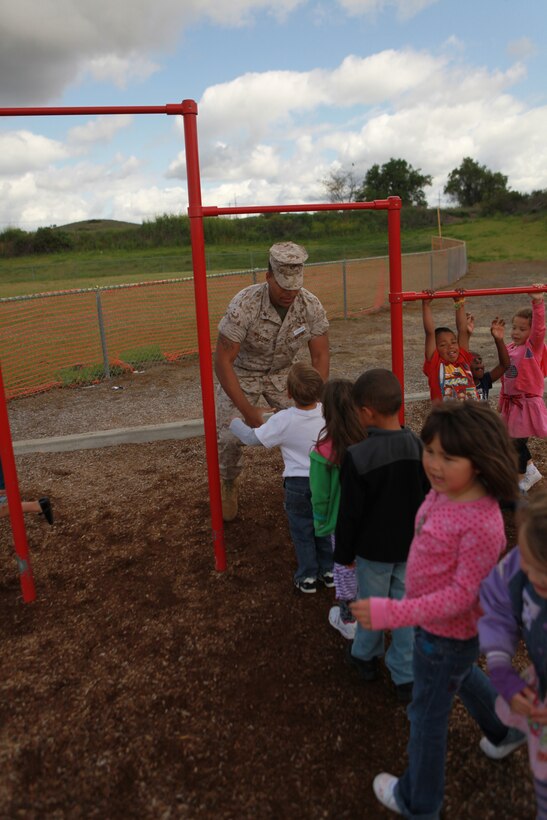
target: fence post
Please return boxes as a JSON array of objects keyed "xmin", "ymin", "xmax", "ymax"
[
  {"xmin": 96, "ymin": 291, "xmax": 110, "ymax": 380},
  {"xmin": 342, "ymin": 259, "xmax": 348, "ymax": 320},
  {"xmin": 429, "ymin": 252, "xmax": 434, "ymax": 290}
]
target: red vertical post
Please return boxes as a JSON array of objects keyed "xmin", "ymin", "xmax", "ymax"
[
  {"xmin": 181, "ymin": 100, "xmax": 226, "ymax": 571},
  {"xmin": 387, "ymin": 197, "xmax": 405, "ymax": 423},
  {"xmin": 0, "ymin": 363, "xmax": 35, "ymax": 602}
]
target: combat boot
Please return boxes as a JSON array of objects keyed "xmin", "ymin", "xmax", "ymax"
[{"xmin": 221, "ymin": 478, "xmax": 239, "ymax": 522}]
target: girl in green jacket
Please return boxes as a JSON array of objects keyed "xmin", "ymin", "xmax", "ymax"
[{"xmin": 310, "ymin": 379, "xmax": 365, "ymax": 638}]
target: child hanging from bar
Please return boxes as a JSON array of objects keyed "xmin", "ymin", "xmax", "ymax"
[{"xmin": 422, "ymin": 290, "xmax": 479, "ymax": 401}]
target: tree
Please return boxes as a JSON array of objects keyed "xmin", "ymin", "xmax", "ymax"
[
  {"xmin": 443, "ymin": 157, "xmax": 509, "ymax": 207},
  {"xmin": 321, "ymin": 168, "xmax": 360, "ymax": 203},
  {"xmin": 355, "ymin": 158, "xmax": 432, "ymax": 207}
]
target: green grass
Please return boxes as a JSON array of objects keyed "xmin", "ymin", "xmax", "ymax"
[
  {"xmin": 438, "ymin": 213, "xmax": 547, "ymax": 262},
  {"xmin": 0, "ymin": 237, "xmax": 427, "ymax": 297},
  {"xmin": 55, "ymin": 362, "xmax": 129, "ymax": 387},
  {"xmin": 1, "ymin": 214, "xmax": 546, "ymax": 298},
  {"xmin": 0, "ymin": 248, "xmax": 194, "ymax": 297},
  {"xmin": 119, "ymin": 344, "xmax": 165, "ymax": 367}
]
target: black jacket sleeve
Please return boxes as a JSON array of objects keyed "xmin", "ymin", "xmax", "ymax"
[{"xmin": 334, "ymin": 452, "xmax": 363, "ymax": 566}]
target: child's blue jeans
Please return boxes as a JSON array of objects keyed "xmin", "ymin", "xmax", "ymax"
[
  {"xmin": 352, "ymin": 557, "xmax": 414, "ymax": 685},
  {"xmin": 394, "ymin": 627, "xmax": 523, "ymax": 819},
  {"xmin": 283, "ymin": 476, "xmax": 333, "ymax": 581}
]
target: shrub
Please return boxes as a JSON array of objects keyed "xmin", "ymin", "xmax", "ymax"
[{"xmin": 33, "ymin": 227, "xmax": 74, "ymax": 254}]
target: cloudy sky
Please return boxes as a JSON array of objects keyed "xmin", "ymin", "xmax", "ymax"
[{"xmin": 0, "ymin": 0, "xmax": 546, "ymax": 229}]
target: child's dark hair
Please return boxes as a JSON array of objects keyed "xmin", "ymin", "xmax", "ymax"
[
  {"xmin": 513, "ymin": 307, "xmax": 532, "ymax": 325},
  {"xmin": 287, "ymin": 361, "xmax": 323, "ymax": 406},
  {"xmin": 434, "ymin": 326, "xmax": 456, "ymax": 338},
  {"xmin": 517, "ymin": 489, "xmax": 547, "ymax": 565},
  {"xmin": 352, "ymin": 368, "xmax": 402, "ymax": 416},
  {"xmin": 317, "ymin": 379, "xmax": 364, "ymax": 465},
  {"xmin": 420, "ymin": 401, "xmax": 519, "ymax": 501}
]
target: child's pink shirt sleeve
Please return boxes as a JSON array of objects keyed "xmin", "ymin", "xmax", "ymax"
[
  {"xmin": 530, "ymin": 300, "xmax": 546, "ymax": 353},
  {"xmin": 369, "ymin": 597, "xmax": 391, "ymax": 630}
]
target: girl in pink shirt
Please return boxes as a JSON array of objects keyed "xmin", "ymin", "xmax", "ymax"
[
  {"xmin": 499, "ymin": 285, "xmax": 547, "ymax": 493},
  {"xmin": 351, "ymin": 400, "xmax": 521, "ymax": 818}
]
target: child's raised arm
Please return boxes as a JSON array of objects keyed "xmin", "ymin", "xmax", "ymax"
[
  {"xmin": 489, "ymin": 317, "xmax": 510, "ymax": 383},
  {"xmin": 422, "ymin": 292, "xmax": 436, "ymax": 361},
  {"xmin": 528, "ymin": 284, "xmax": 546, "ymax": 352},
  {"xmin": 529, "ymin": 283, "xmax": 546, "ymax": 304},
  {"xmin": 454, "ymin": 292, "xmax": 470, "ymax": 350}
]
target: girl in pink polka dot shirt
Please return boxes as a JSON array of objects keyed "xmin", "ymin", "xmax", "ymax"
[{"xmin": 351, "ymin": 400, "xmax": 522, "ymax": 818}]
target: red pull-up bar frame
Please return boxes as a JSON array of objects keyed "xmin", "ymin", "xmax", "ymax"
[{"xmin": 0, "ymin": 99, "xmax": 404, "ymax": 598}]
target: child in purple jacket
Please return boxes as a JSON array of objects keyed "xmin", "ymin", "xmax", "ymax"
[{"xmin": 479, "ymin": 490, "xmax": 547, "ymax": 819}]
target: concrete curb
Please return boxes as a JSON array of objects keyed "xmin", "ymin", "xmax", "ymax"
[
  {"xmin": 12, "ymin": 385, "xmax": 508, "ymax": 455},
  {"xmin": 13, "ymin": 419, "xmax": 205, "ymax": 454}
]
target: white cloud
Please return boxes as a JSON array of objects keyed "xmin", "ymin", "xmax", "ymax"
[
  {"xmin": 0, "ymin": 173, "xmax": 89, "ymax": 228},
  {"xmin": 0, "ymin": 0, "xmax": 305, "ymax": 103},
  {"xmin": 2, "ymin": 41, "xmax": 547, "ymax": 230},
  {"xmin": 190, "ymin": 49, "xmax": 547, "ymax": 212},
  {"xmin": 0, "ymin": 149, "xmax": 155, "ymax": 228},
  {"xmin": 183, "ymin": 0, "xmax": 304, "ymax": 26},
  {"xmin": 84, "ymin": 54, "xmax": 160, "ymax": 89},
  {"xmin": 67, "ymin": 116, "xmax": 134, "ymax": 147},
  {"xmin": 0, "ymin": 131, "xmax": 69, "ymax": 175},
  {"xmin": 171, "ymin": 142, "xmax": 283, "ymax": 183},
  {"xmin": 328, "ymin": 50, "xmax": 444, "ymax": 105},
  {"xmin": 336, "ymin": 0, "xmax": 438, "ymax": 20},
  {"xmin": 197, "ymin": 49, "xmax": 446, "ymax": 144},
  {"xmin": 111, "ymin": 185, "xmax": 187, "ymax": 222}
]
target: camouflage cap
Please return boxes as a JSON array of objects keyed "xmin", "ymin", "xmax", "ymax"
[{"xmin": 269, "ymin": 242, "xmax": 308, "ymax": 290}]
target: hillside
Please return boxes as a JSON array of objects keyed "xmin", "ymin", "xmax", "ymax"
[{"xmin": 60, "ymin": 219, "xmax": 140, "ymax": 232}]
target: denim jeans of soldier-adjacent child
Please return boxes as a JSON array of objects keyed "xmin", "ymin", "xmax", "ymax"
[
  {"xmin": 394, "ymin": 628, "xmax": 524, "ymax": 819},
  {"xmin": 351, "ymin": 557, "xmax": 414, "ymax": 686},
  {"xmin": 283, "ymin": 476, "xmax": 333, "ymax": 582}
]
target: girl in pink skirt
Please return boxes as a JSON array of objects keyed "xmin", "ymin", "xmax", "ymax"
[{"xmin": 499, "ymin": 285, "xmax": 547, "ymax": 493}]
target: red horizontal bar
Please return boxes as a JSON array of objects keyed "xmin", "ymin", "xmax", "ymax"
[
  {"xmin": 198, "ymin": 197, "xmax": 400, "ymax": 218},
  {"xmin": 0, "ymin": 104, "xmax": 186, "ymax": 117},
  {"xmin": 394, "ymin": 285, "xmax": 547, "ymax": 303}
]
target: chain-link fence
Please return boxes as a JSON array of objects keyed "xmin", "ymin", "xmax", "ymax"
[{"xmin": 0, "ymin": 237, "xmax": 466, "ymax": 399}]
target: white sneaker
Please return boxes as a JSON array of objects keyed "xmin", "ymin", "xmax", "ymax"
[
  {"xmin": 519, "ymin": 463, "xmax": 542, "ymax": 493},
  {"xmin": 372, "ymin": 773, "xmax": 402, "ymax": 814},
  {"xmin": 479, "ymin": 734, "xmax": 526, "ymax": 760},
  {"xmin": 328, "ymin": 606, "xmax": 357, "ymax": 640},
  {"xmin": 527, "ymin": 463, "xmax": 542, "ymax": 483}
]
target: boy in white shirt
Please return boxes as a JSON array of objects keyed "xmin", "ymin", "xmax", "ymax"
[{"xmin": 230, "ymin": 361, "xmax": 334, "ymax": 593}]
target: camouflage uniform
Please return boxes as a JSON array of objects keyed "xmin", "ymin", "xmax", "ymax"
[{"xmin": 217, "ymin": 282, "xmax": 329, "ymax": 479}]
